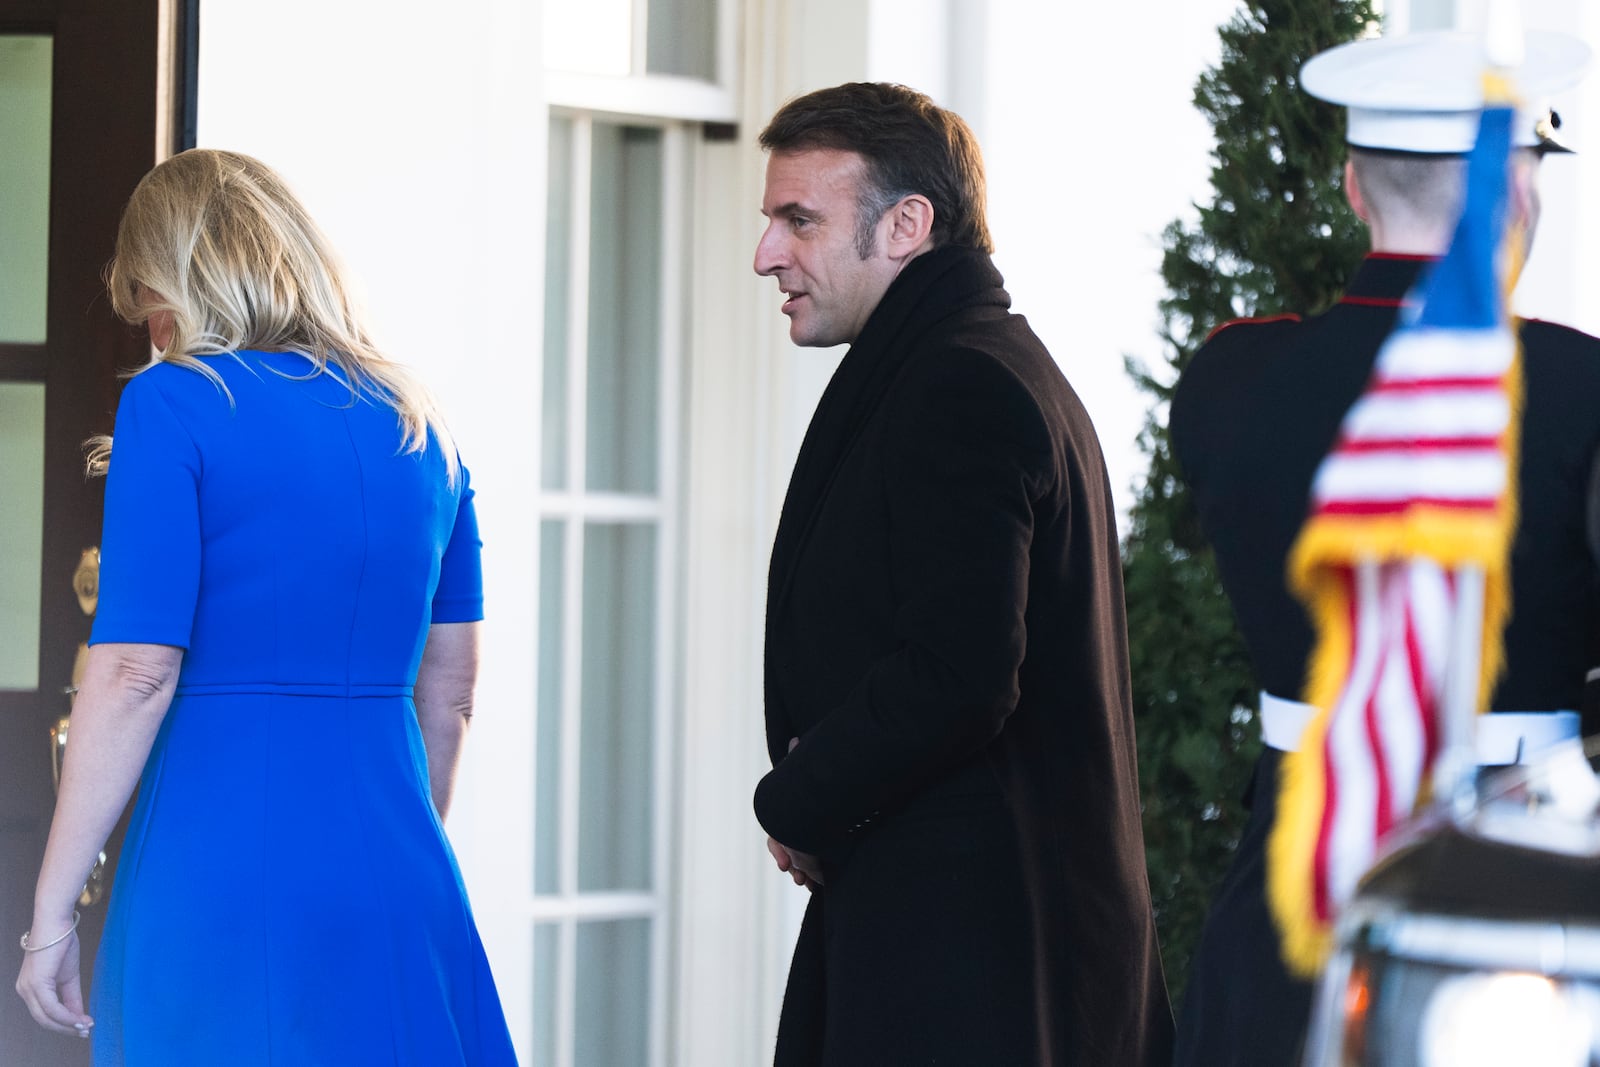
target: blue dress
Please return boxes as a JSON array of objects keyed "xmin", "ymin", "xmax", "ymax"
[{"xmin": 87, "ymin": 351, "xmax": 517, "ymax": 1066}]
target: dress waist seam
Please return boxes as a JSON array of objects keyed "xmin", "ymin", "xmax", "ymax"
[{"xmin": 174, "ymin": 681, "xmax": 414, "ymax": 698}]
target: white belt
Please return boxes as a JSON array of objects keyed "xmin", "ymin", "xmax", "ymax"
[{"xmin": 1259, "ymin": 691, "xmax": 1580, "ymax": 766}]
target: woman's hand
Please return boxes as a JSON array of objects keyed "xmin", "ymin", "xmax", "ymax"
[
  {"xmin": 16, "ymin": 919, "xmax": 92, "ymax": 1038},
  {"xmin": 18, "ymin": 643, "xmax": 180, "ymax": 1039}
]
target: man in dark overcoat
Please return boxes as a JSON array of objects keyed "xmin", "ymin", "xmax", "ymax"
[
  {"xmin": 1170, "ymin": 31, "xmax": 1600, "ymax": 1066},
  {"xmin": 751, "ymin": 82, "xmax": 1173, "ymax": 1066}
]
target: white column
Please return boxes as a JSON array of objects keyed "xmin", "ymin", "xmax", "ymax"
[{"xmin": 673, "ymin": 1, "xmax": 881, "ymax": 1061}]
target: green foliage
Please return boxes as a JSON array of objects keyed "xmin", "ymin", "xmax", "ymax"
[{"xmin": 1124, "ymin": 0, "xmax": 1378, "ymax": 1006}]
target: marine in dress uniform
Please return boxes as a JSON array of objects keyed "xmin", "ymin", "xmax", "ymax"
[{"xmin": 1169, "ymin": 30, "xmax": 1600, "ymax": 1067}]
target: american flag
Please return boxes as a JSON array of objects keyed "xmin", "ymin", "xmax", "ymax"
[{"xmin": 1267, "ymin": 76, "xmax": 1522, "ymax": 976}]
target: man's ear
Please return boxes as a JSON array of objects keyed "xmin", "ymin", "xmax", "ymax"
[
  {"xmin": 1343, "ymin": 159, "xmax": 1369, "ymax": 222},
  {"xmin": 1509, "ymin": 155, "xmax": 1538, "ymax": 230},
  {"xmin": 884, "ymin": 194, "xmax": 935, "ymax": 259}
]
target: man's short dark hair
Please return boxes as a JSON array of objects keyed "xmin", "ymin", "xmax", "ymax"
[
  {"xmin": 1348, "ymin": 147, "xmax": 1468, "ymax": 234},
  {"xmin": 759, "ymin": 82, "xmax": 994, "ymax": 258}
]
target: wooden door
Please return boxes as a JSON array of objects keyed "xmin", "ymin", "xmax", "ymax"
[{"xmin": 0, "ymin": 1, "xmax": 189, "ymax": 1062}]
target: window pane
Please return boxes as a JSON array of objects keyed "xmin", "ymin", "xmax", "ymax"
[
  {"xmin": 542, "ymin": 116, "xmax": 574, "ymax": 492},
  {"xmin": 1409, "ymin": 3, "xmax": 1455, "ymax": 31},
  {"xmin": 577, "ymin": 522, "xmax": 655, "ymax": 890},
  {"xmin": 574, "ymin": 919, "xmax": 650, "ymax": 1067},
  {"xmin": 585, "ymin": 124, "xmax": 661, "ymax": 494},
  {"xmin": 535, "ymin": 520, "xmax": 565, "ymax": 895},
  {"xmin": 0, "ymin": 35, "xmax": 52, "ymax": 344},
  {"xmin": 647, "ymin": 0, "xmax": 717, "ymax": 80},
  {"xmin": 531, "ymin": 923, "xmax": 560, "ymax": 1067},
  {"xmin": 0, "ymin": 383, "xmax": 44, "ymax": 689}
]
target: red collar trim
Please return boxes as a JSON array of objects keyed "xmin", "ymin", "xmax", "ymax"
[
  {"xmin": 1338, "ymin": 254, "xmax": 1435, "ymax": 308},
  {"xmin": 1204, "ymin": 312, "xmax": 1301, "ymax": 343}
]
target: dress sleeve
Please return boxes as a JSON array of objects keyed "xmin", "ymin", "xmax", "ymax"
[
  {"xmin": 90, "ymin": 373, "xmax": 203, "ymax": 648},
  {"xmin": 431, "ymin": 465, "xmax": 484, "ymax": 623}
]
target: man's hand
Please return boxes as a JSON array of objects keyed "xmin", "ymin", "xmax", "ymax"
[
  {"xmin": 766, "ymin": 735, "xmax": 825, "ymax": 888},
  {"xmin": 767, "ymin": 835, "xmax": 825, "ymax": 889}
]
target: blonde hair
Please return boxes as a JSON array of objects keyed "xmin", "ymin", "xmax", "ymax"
[{"xmin": 92, "ymin": 149, "xmax": 458, "ymax": 483}]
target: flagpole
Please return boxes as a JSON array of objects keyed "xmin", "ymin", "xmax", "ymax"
[
  {"xmin": 1431, "ymin": 0, "xmax": 1525, "ymax": 818},
  {"xmin": 1438, "ymin": 565, "xmax": 1485, "ymax": 818},
  {"xmin": 1484, "ymin": 0, "xmax": 1526, "ymax": 70}
]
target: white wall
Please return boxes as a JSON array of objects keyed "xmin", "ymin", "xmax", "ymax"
[
  {"xmin": 1514, "ymin": 0, "xmax": 1600, "ymax": 336},
  {"xmin": 198, "ymin": 2, "xmax": 545, "ymax": 1059},
  {"xmin": 981, "ymin": 0, "xmax": 1242, "ymax": 518}
]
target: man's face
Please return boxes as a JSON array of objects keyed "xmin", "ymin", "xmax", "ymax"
[{"xmin": 754, "ymin": 148, "xmax": 900, "ymax": 348}]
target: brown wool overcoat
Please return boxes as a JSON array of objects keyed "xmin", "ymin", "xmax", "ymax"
[{"xmin": 756, "ymin": 245, "xmax": 1175, "ymax": 1066}]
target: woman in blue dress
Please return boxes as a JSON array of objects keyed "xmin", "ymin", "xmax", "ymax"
[{"xmin": 15, "ymin": 149, "xmax": 518, "ymax": 1066}]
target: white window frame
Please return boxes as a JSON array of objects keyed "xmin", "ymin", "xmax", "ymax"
[
  {"xmin": 545, "ymin": 0, "xmax": 739, "ymax": 122},
  {"xmin": 532, "ymin": 109, "xmax": 688, "ymax": 1067}
]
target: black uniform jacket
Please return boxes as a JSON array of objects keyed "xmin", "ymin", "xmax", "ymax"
[
  {"xmin": 1168, "ymin": 253, "xmax": 1600, "ymax": 1067},
  {"xmin": 756, "ymin": 245, "xmax": 1173, "ymax": 1066}
]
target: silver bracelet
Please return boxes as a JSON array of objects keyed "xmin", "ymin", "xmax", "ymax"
[{"xmin": 20, "ymin": 911, "xmax": 80, "ymax": 953}]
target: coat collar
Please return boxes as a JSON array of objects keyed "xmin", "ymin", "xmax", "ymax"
[
  {"xmin": 766, "ymin": 245, "xmax": 1009, "ymax": 618},
  {"xmin": 1339, "ymin": 253, "xmax": 1435, "ymax": 308}
]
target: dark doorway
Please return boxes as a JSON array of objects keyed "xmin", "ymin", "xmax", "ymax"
[{"xmin": 0, "ymin": 1, "xmax": 193, "ymax": 1063}]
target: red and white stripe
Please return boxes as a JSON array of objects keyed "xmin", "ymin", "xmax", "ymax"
[
  {"xmin": 1305, "ymin": 324, "xmax": 1513, "ymax": 921},
  {"xmin": 1315, "ymin": 559, "xmax": 1452, "ymax": 917},
  {"xmin": 1311, "ymin": 328, "xmax": 1513, "ymax": 517}
]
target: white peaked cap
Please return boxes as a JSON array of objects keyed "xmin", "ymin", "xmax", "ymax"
[{"xmin": 1301, "ymin": 29, "xmax": 1592, "ymax": 154}]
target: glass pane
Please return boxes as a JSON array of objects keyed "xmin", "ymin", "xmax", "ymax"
[
  {"xmin": 0, "ymin": 35, "xmax": 52, "ymax": 344},
  {"xmin": 542, "ymin": 116, "xmax": 573, "ymax": 492},
  {"xmin": 586, "ymin": 124, "xmax": 661, "ymax": 494},
  {"xmin": 574, "ymin": 918, "xmax": 650, "ymax": 1067},
  {"xmin": 1409, "ymin": 2, "xmax": 1454, "ymax": 31},
  {"xmin": 531, "ymin": 923, "xmax": 559, "ymax": 1067},
  {"xmin": 647, "ymin": 0, "xmax": 717, "ymax": 80},
  {"xmin": 535, "ymin": 520, "xmax": 565, "ymax": 895},
  {"xmin": 544, "ymin": 0, "xmax": 632, "ymax": 77},
  {"xmin": 0, "ymin": 383, "xmax": 44, "ymax": 689},
  {"xmin": 577, "ymin": 522, "xmax": 655, "ymax": 891}
]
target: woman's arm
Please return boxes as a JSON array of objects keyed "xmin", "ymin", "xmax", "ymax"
[
  {"xmin": 414, "ymin": 621, "xmax": 480, "ymax": 822},
  {"xmin": 16, "ymin": 642, "xmax": 182, "ymax": 1035}
]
